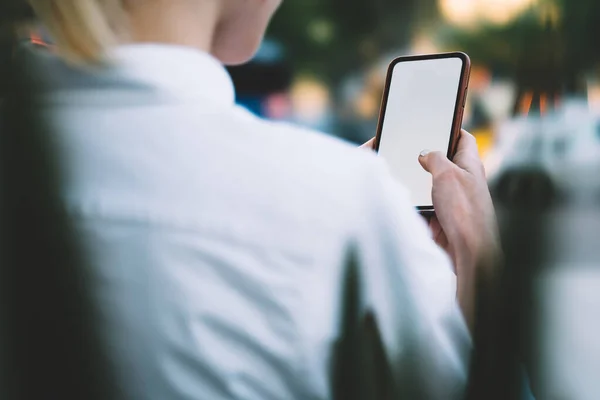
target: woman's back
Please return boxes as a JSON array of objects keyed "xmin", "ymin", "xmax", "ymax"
[{"xmin": 29, "ymin": 44, "xmax": 470, "ymax": 399}]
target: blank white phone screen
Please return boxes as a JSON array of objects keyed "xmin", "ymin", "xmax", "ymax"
[{"xmin": 378, "ymin": 57, "xmax": 463, "ymax": 207}]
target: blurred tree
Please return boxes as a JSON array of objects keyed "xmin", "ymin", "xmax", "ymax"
[
  {"xmin": 558, "ymin": 0, "xmax": 600, "ymax": 91},
  {"xmin": 445, "ymin": 0, "xmax": 600, "ymax": 115},
  {"xmin": 267, "ymin": 0, "xmax": 426, "ymax": 85}
]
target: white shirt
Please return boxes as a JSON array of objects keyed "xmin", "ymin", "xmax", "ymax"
[{"xmin": 30, "ymin": 44, "xmax": 470, "ymax": 399}]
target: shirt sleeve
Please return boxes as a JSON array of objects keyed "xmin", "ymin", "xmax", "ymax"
[{"xmin": 354, "ymin": 157, "xmax": 472, "ymax": 399}]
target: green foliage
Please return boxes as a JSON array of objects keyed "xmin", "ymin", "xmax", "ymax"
[
  {"xmin": 446, "ymin": 0, "xmax": 600, "ymax": 79},
  {"xmin": 558, "ymin": 0, "xmax": 600, "ymax": 71},
  {"xmin": 267, "ymin": 0, "xmax": 416, "ymax": 83}
]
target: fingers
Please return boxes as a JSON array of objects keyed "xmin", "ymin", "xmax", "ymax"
[
  {"xmin": 453, "ymin": 130, "xmax": 484, "ymax": 176},
  {"xmin": 418, "ymin": 130, "xmax": 484, "ymax": 179},
  {"xmin": 456, "ymin": 129, "xmax": 478, "ymax": 155},
  {"xmin": 418, "ymin": 150, "xmax": 454, "ymax": 176}
]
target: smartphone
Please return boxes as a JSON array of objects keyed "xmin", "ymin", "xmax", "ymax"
[{"xmin": 373, "ymin": 52, "xmax": 471, "ymax": 214}]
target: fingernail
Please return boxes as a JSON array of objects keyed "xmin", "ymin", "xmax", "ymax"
[{"xmin": 419, "ymin": 149, "xmax": 430, "ymax": 157}]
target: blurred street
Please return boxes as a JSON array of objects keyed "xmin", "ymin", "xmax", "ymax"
[{"xmin": 535, "ymin": 203, "xmax": 600, "ymax": 400}]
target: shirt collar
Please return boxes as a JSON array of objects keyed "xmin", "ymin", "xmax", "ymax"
[{"xmin": 109, "ymin": 44, "xmax": 235, "ymax": 106}]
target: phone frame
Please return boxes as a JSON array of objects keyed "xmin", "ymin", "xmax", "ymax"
[{"xmin": 373, "ymin": 52, "xmax": 471, "ymax": 214}]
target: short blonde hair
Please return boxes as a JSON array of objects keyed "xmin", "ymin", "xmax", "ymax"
[{"xmin": 28, "ymin": 0, "xmax": 126, "ymax": 64}]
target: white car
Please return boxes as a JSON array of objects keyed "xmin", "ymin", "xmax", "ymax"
[{"xmin": 486, "ymin": 100, "xmax": 600, "ymax": 208}]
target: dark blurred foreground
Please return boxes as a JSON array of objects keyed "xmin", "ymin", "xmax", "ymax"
[{"xmin": 0, "ymin": 28, "xmax": 119, "ymax": 399}]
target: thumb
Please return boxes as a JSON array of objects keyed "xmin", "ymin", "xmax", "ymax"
[{"xmin": 418, "ymin": 150, "xmax": 454, "ymax": 176}]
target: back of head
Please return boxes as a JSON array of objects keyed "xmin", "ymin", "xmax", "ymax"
[
  {"xmin": 27, "ymin": 0, "xmax": 283, "ymax": 66},
  {"xmin": 28, "ymin": 0, "xmax": 124, "ymax": 64}
]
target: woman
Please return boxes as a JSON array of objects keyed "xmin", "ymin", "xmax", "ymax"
[{"xmin": 24, "ymin": 0, "xmax": 498, "ymax": 399}]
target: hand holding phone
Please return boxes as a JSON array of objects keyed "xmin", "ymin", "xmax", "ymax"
[
  {"xmin": 373, "ymin": 52, "xmax": 471, "ymax": 212},
  {"xmin": 370, "ymin": 53, "xmax": 501, "ymax": 331}
]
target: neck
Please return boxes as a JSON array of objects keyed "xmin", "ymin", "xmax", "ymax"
[{"xmin": 124, "ymin": 0, "xmax": 220, "ymax": 53}]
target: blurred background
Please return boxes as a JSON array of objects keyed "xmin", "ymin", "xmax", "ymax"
[{"xmin": 233, "ymin": 0, "xmax": 600, "ymax": 157}]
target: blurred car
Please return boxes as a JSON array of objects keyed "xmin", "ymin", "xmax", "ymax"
[
  {"xmin": 486, "ymin": 116, "xmax": 557, "ymax": 208},
  {"xmin": 486, "ymin": 100, "xmax": 600, "ymax": 208},
  {"xmin": 552, "ymin": 104, "xmax": 600, "ymax": 203}
]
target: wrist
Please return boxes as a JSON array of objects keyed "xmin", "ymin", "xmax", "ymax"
[
  {"xmin": 452, "ymin": 225, "xmax": 502, "ymax": 332},
  {"xmin": 453, "ymin": 211, "xmax": 501, "ymax": 272}
]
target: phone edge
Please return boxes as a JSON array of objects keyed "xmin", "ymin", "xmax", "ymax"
[{"xmin": 372, "ymin": 52, "xmax": 472, "ymax": 212}]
